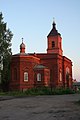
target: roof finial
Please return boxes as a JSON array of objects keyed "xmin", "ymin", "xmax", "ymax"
[
  {"xmin": 53, "ymin": 17, "xmax": 55, "ymax": 23},
  {"xmin": 22, "ymin": 38, "xmax": 24, "ymax": 43},
  {"xmin": 52, "ymin": 17, "xmax": 56, "ymax": 29}
]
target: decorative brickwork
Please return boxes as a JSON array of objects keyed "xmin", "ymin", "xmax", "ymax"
[{"xmin": 10, "ymin": 21, "xmax": 72, "ymax": 91}]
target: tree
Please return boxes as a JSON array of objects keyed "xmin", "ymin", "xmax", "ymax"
[{"xmin": 0, "ymin": 12, "xmax": 13, "ymax": 91}]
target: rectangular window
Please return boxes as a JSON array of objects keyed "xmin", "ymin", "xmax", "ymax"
[{"xmin": 24, "ymin": 72, "xmax": 28, "ymax": 81}]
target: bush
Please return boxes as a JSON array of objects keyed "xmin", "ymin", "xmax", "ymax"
[
  {"xmin": 0, "ymin": 87, "xmax": 75, "ymax": 96},
  {"xmin": 25, "ymin": 87, "xmax": 75, "ymax": 95},
  {"xmin": 25, "ymin": 87, "xmax": 52, "ymax": 95},
  {"xmin": 52, "ymin": 88, "xmax": 75, "ymax": 95}
]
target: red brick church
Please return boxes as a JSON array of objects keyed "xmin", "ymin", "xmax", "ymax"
[{"xmin": 10, "ymin": 21, "xmax": 72, "ymax": 91}]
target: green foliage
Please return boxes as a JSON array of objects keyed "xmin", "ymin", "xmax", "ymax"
[
  {"xmin": 0, "ymin": 13, "xmax": 13, "ymax": 57},
  {"xmin": 52, "ymin": 88, "xmax": 75, "ymax": 95},
  {"xmin": 25, "ymin": 87, "xmax": 52, "ymax": 95},
  {"xmin": 0, "ymin": 87, "xmax": 75, "ymax": 96},
  {"xmin": 0, "ymin": 12, "xmax": 13, "ymax": 90},
  {"xmin": 24, "ymin": 87, "xmax": 75, "ymax": 95}
]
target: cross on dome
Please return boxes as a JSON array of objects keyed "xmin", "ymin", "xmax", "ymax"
[
  {"xmin": 22, "ymin": 38, "xmax": 24, "ymax": 43},
  {"xmin": 52, "ymin": 17, "xmax": 56, "ymax": 29}
]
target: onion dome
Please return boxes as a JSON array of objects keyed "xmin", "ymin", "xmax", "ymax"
[{"xmin": 20, "ymin": 38, "xmax": 25, "ymax": 53}]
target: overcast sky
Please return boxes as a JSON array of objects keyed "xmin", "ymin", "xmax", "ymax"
[{"xmin": 0, "ymin": 0, "xmax": 80, "ymax": 81}]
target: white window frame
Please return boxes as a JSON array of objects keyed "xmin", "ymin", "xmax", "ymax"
[
  {"xmin": 37, "ymin": 73, "xmax": 41, "ymax": 81},
  {"xmin": 24, "ymin": 72, "xmax": 28, "ymax": 81}
]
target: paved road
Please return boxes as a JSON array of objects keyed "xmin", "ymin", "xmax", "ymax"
[{"xmin": 0, "ymin": 94, "xmax": 80, "ymax": 120}]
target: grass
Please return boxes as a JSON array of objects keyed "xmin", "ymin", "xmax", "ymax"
[{"xmin": 0, "ymin": 87, "xmax": 76, "ymax": 96}]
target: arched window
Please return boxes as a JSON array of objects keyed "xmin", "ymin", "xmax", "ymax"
[
  {"xmin": 24, "ymin": 72, "xmax": 28, "ymax": 81},
  {"xmin": 37, "ymin": 73, "xmax": 41, "ymax": 81},
  {"xmin": 52, "ymin": 41, "xmax": 55, "ymax": 48},
  {"xmin": 66, "ymin": 67, "xmax": 70, "ymax": 74},
  {"xmin": 60, "ymin": 72, "xmax": 62, "ymax": 82},
  {"xmin": 66, "ymin": 67, "xmax": 70, "ymax": 81}
]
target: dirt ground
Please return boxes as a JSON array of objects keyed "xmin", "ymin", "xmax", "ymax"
[{"xmin": 0, "ymin": 94, "xmax": 80, "ymax": 120}]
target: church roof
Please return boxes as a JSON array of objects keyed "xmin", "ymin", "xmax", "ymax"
[
  {"xmin": 34, "ymin": 64, "xmax": 48, "ymax": 69},
  {"xmin": 47, "ymin": 21, "xmax": 61, "ymax": 37}
]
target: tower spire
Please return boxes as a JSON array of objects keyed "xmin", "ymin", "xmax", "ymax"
[
  {"xmin": 47, "ymin": 20, "xmax": 63, "ymax": 55},
  {"xmin": 52, "ymin": 18, "xmax": 56, "ymax": 29},
  {"xmin": 47, "ymin": 19, "xmax": 61, "ymax": 37},
  {"xmin": 22, "ymin": 37, "xmax": 23, "ymax": 43}
]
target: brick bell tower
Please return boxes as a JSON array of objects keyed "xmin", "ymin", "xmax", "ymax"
[{"xmin": 47, "ymin": 20, "xmax": 63, "ymax": 56}]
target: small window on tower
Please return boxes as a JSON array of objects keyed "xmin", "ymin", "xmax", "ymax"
[
  {"xmin": 52, "ymin": 41, "xmax": 55, "ymax": 48},
  {"xmin": 59, "ymin": 42, "xmax": 61, "ymax": 49}
]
